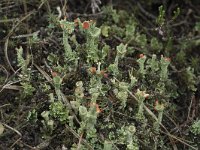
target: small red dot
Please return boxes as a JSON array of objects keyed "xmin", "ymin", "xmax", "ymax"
[{"xmin": 82, "ymin": 21, "xmax": 90, "ymax": 29}]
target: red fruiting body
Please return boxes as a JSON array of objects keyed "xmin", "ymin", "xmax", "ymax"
[
  {"xmin": 139, "ymin": 54, "xmax": 144, "ymax": 58},
  {"xmin": 103, "ymin": 73, "xmax": 108, "ymax": 78},
  {"xmin": 51, "ymin": 71, "xmax": 58, "ymax": 77},
  {"xmin": 95, "ymin": 104, "xmax": 102, "ymax": 113},
  {"xmin": 90, "ymin": 103, "xmax": 102, "ymax": 113},
  {"xmin": 154, "ymin": 100, "xmax": 159, "ymax": 111},
  {"xmin": 89, "ymin": 67, "xmax": 96, "ymax": 74},
  {"xmin": 164, "ymin": 57, "xmax": 171, "ymax": 62},
  {"xmin": 82, "ymin": 21, "xmax": 90, "ymax": 29}
]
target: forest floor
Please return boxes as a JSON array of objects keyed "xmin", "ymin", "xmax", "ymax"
[{"xmin": 0, "ymin": 0, "xmax": 200, "ymax": 149}]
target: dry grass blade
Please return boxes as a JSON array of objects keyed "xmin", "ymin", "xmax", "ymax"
[
  {"xmin": 2, "ymin": 123, "xmax": 22, "ymax": 137},
  {"xmin": 65, "ymin": 124, "xmax": 94, "ymax": 150},
  {"xmin": 4, "ymin": 38, "xmax": 15, "ymax": 72},
  {"xmin": 33, "ymin": 63, "xmax": 52, "ymax": 82},
  {"xmin": 0, "ymin": 84, "xmax": 22, "ymax": 91}
]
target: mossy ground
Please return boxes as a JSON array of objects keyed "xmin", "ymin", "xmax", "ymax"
[{"xmin": 0, "ymin": 0, "xmax": 200, "ymax": 149}]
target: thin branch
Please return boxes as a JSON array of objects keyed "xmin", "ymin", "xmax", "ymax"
[
  {"xmin": 2, "ymin": 122, "xmax": 22, "ymax": 137},
  {"xmin": 4, "ymin": 38, "xmax": 15, "ymax": 72},
  {"xmin": 65, "ymin": 124, "xmax": 94, "ymax": 150}
]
